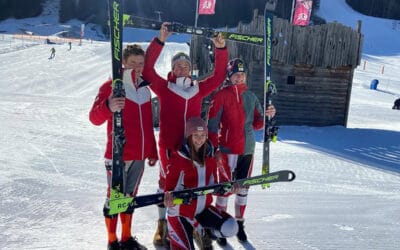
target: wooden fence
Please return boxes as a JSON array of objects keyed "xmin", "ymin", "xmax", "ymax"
[{"xmin": 191, "ymin": 10, "xmax": 363, "ymax": 126}]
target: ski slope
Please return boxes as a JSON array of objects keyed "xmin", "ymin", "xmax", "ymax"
[{"xmin": 0, "ymin": 0, "xmax": 400, "ymax": 249}]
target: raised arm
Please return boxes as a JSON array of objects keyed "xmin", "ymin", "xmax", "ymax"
[
  {"xmin": 199, "ymin": 33, "xmax": 228, "ymax": 96},
  {"xmin": 143, "ymin": 22, "xmax": 173, "ymax": 94}
]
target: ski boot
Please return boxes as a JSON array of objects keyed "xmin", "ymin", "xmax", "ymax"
[
  {"xmin": 107, "ymin": 240, "xmax": 120, "ymax": 250},
  {"xmin": 216, "ymin": 237, "xmax": 227, "ymax": 246},
  {"xmin": 194, "ymin": 228, "xmax": 213, "ymax": 250},
  {"xmin": 153, "ymin": 219, "xmax": 169, "ymax": 247},
  {"xmin": 236, "ymin": 220, "xmax": 247, "ymax": 242},
  {"xmin": 120, "ymin": 236, "xmax": 147, "ymax": 250}
]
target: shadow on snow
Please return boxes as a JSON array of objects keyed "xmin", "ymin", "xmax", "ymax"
[{"xmin": 255, "ymin": 126, "xmax": 400, "ymax": 174}]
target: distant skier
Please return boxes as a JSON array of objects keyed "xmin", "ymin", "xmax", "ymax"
[
  {"xmin": 393, "ymin": 98, "xmax": 400, "ymax": 110},
  {"xmin": 68, "ymin": 41, "xmax": 72, "ymax": 51},
  {"xmin": 49, "ymin": 47, "xmax": 56, "ymax": 59}
]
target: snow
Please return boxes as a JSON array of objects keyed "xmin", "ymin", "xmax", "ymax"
[{"xmin": 0, "ymin": 0, "xmax": 400, "ymax": 249}]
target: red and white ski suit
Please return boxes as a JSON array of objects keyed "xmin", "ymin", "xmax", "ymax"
[
  {"xmin": 164, "ymin": 141, "xmax": 218, "ymax": 249},
  {"xmin": 207, "ymin": 82, "xmax": 264, "ymax": 219},
  {"xmin": 208, "ymin": 83, "xmax": 264, "ymax": 156},
  {"xmin": 89, "ymin": 70, "xmax": 158, "ymax": 162},
  {"xmin": 142, "ymin": 37, "xmax": 228, "ymax": 188}
]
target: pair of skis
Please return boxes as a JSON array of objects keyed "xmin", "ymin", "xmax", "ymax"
[
  {"xmin": 108, "ymin": 0, "xmax": 125, "ymax": 198},
  {"xmin": 262, "ymin": 1, "xmax": 279, "ymax": 188}
]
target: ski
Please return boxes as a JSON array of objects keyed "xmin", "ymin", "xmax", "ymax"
[
  {"xmin": 108, "ymin": 0, "xmax": 125, "ymax": 194},
  {"xmin": 108, "ymin": 170, "xmax": 295, "ymax": 215},
  {"xmin": 262, "ymin": 1, "xmax": 279, "ymax": 189},
  {"xmin": 122, "ymin": 14, "xmax": 264, "ymax": 46}
]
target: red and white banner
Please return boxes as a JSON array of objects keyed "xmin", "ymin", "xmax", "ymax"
[
  {"xmin": 292, "ymin": 0, "xmax": 313, "ymax": 26},
  {"xmin": 198, "ymin": 0, "xmax": 216, "ymax": 15}
]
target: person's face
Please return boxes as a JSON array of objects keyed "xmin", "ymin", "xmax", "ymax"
[
  {"xmin": 191, "ymin": 131, "xmax": 207, "ymax": 152},
  {"xmin": 173, "ymin": 60, "xmax": 191, "ymax": 78},
  {"xmin": 123, "ymin": 55, "xmax": 145, "ymax": 79},
  {"xmin": 229, "ymin": 72, "xmax": 246, "ymax": 85}
]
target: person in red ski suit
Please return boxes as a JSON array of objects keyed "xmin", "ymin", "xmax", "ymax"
[
  {"xmin": 207, "ymin": 58, "xmax": 276, "ymax": 245},
  {"xmin": 142, "ymin": 22, "xmax": 228, "ymax": 247},
  {"xmin": 89, "ymin": 44, "xmax": 157, "ymax": 250},
  {"xmin": 164, "ymin": 117, "xmax": 238, "ymax": 250}
]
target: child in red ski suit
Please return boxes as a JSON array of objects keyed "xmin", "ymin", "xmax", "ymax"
[
  {"xmin": 207, "ymin": 58, "xmax": 276, "ymax": 245},
  {"xmin": 89, "ymin": 44, "xmax": 158, "ymax": 250},
  {"xmin": 164, "ymin": 117, "xmax": 238, "ymax": 250}
]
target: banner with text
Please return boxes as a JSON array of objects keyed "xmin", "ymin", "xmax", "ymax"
[
  {"xmin": 292, "ymin": 0, "xmax": 313, "ymax": 26},
  {"xmin": 198, "ymin": 0, "xmax": 216, "ymax": 15}
]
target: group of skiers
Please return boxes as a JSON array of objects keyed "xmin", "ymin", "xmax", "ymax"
[{"xmin": 89, "ymin": 22, "xmax": 276, "ymax": 250}]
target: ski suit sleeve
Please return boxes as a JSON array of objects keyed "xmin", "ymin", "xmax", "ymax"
[
  {"xmin": 143, "ymin": 37, "xmax": 166, "ymax": 95},
  {"xmin": 198, "ymin": 46, "xmax": 228, "ymax": 97},
  {"xmin": 89, "ymin": 81, "xmax": 112, "ymax": 125},
  {"xmin": 164, "ymin": 154, "xmax": 183, "ymax": 192},
  {"xmin": 207, "ymin": 91, "xmax": 224, "ymax": 148},
  {"xmin": 212, "ymin": 158, "xmax": 219, "ymax": 185},
  {"xmin": 252, "ymin": 96, "xmax": 264, "ymax": 130}
]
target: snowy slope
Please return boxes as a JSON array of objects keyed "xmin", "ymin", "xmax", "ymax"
[{"xmin": 1, "ymin": 0, "xmax": 400, "ymax": 249}]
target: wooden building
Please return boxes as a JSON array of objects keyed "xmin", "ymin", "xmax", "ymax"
[{"xmin": 190, "ymin": 10, "xmax": 363, "ymax": 127}]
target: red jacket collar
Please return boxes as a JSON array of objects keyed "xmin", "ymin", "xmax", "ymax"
[
  {"xmin": 226, "ymin": 82, "xmax": 248, "ymax": 93},
  {"xmin": 167, "ymin": 72, "xmax": 193, "ymax": 83}
]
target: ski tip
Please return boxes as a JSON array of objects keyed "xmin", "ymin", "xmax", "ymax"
[
  {"xmin": 265, "ymin": 0, "xmax": 277, "ymax": 12},
  {"xmin": 287, "ymin": 170, "xmax": 296, "ymax": 181}
]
